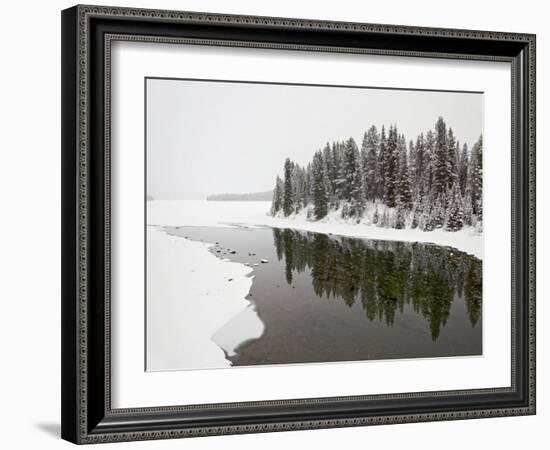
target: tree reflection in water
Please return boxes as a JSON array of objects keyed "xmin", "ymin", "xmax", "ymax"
[{"xmin": 272, "ymin": 228, "xmax": 482, "ymax": 341}]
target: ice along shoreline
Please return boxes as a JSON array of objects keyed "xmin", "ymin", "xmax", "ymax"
[{"xmin": 146, "ymin": 226, "xmax": 264, "ymax": 371}]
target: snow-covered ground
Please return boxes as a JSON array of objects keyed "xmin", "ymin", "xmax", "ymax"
[
  {"xmin": 148, "ymin": 200, "xmax": 483, "ymax": 259},
  {"xmin": 146, "ymin": 226, "xmax": 263, "ymax": 371}
]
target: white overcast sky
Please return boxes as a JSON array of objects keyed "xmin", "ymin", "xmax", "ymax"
[{"xmin": 146, "ymin": 78, "xmax": 483, "ymax": 200}]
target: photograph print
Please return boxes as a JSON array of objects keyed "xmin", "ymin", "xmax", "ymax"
[{"xmin": 145, "ymin": 78, "xmax": 483, "ymax": 372}]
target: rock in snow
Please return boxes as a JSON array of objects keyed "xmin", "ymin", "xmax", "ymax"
[{"xmin": 260, "ymin": 259, "xmax": 269, "ymax": 264}]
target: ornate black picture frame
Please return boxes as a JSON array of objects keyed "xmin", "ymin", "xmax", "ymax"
[{"xmin": 61, "ymin": 4, "xmax": 536, "ymax": 444}]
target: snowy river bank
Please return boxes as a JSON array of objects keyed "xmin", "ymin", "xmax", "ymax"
[
  {"xmin": 146, "ymin": 200, "xmax": 483, "ymax": 371},
  {"xmin": 148, "ymin": 200, "xmax": 483, "ymax": 259}
]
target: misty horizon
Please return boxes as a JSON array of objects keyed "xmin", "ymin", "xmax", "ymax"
[
  {"xmin": 149, "ymin": 189, "xmax": 273, "ymax": 201},
  {"xmin": 146, "ymin": 78, "xmax": 483, "ymax": 200}
]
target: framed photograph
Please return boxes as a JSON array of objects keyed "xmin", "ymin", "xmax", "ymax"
[{"xmin": 61, "ymin": 5, "xmax": 536, "ymax": 444}]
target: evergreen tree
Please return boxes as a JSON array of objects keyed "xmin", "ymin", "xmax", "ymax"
[
  {"xmin": 283, "ymin": 158, "xmax": 294, "ymax": 216},
  {"xmin": 361, "ymin": 126, "xmax": 379, "ymax": 202},
  {"xmin": 311, "ymin": 150, "xmax": 329, "ymax": 219},
  {"xmin": 271, "ymin": 175, "xmax": 284, "ymax": 214},
  {"xmin": 341, "ymin": 137, "xmax": 366, "ymax": 217},
  {"xmin": 446, "ymin": 127, "xmax": 459, "ymax": 188},
  {"xmin": 446, "ymin": 182, "xmax": 465, "ymax": 231},
  {"xmin": 303, "ymin": 165, "xmax": 311, "ymax": 206},
  {"xmin": 305, "ymin": 162, "xmax": 313, "ymax": 203},
  {"xmin": 420, "ymin": 196, "xmax": 434, "ymax": 231},
  {"xmin": 455, "ymin": 139, "xmax": 461, "ymax": 184},
  {"xmin": 384, "ymin": 125, "xmax": 399, "ymax": 207},
  {"xmin": 432, "ymin": 117, "xmax": 449, "ymax": 199},
  {"xmin": 458, "ymin": 143, "xmax": 469, "ymax": 196},
  {"xmin": 378, "ymin": 126, "xmax": 388, "ymax": 202},
  {"xmin": 408, "ymin": 139, "xmax": 416, "ymax": 187},
  {"xmin": 330, "ymin": 142, "xmax": 342, "ymax": 206},
  {"xmin": 394, "ymin": 205, "xmax": 406, "ymax": 229},
  {"xmin": 360, "ymin": 131, "xmax": 369, "ymax": 191},
  {"xmin": 396, "ymin": 134, "xmax": 412, "ymax": 209},
  {"xmin": 469, "ymin": 135, "xmax": 483, "ymax": 221},
  {"xmin": 322, "ymin": 143, "xmax": 334, "ymax": 202},
  {"xmin": 431, "ymin": 194, "xmax": 446, "ymax": 229},
  {"xmin": 291, "ymin": 163, "xmax": 303, "ymax": 213},
  {"xmin": 423, "ymin": 130, "xmax": 435, "ymax": 196},
  {"xmin": 463, "ymin": 192, "xmax": 474, "ymax": 226},
  {"xmin": 411, "ymin": 207, "xmax": 420, "ymax": 229},
  {"xmin": 299, "ymin": 165, "xmax": 308, "ymax": 210},
  {"xmin": 413, "ymin": 134, "xmax": 426, "ymax": 198},
  {"xmin": 301, "ymin": 166, "xmax": 308, "ymax": 208}
]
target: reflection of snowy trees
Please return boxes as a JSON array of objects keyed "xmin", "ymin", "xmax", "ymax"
[
  {"xmin": 273, "ymin": 228, "xmax": 482, "ymax": 340},
  {"xmin": 271, "ymin": 117, "xmax": 483, "ymax": 232}
]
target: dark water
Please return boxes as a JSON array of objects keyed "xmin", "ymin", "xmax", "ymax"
[{"xmin": 165, "ymin": 226, "xmax": 482, "ymax": 366}]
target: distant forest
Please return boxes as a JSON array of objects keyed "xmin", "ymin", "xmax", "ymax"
[
  {"xmin": 270, "ymin": 117, "xmax": 483, "ymax": 232},
  {"xmin": 207, "ymin": 191, "xmax": 273, "ymax": 201}
]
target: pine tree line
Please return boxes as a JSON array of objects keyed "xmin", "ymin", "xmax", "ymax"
[{"xmin": 270, "ymin": 117, "xmax": 483, "ymax": 232}]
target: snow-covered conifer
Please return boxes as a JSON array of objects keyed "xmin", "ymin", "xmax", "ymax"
[
  {"xmin": 311, "ymin": 150, "xmax": 329, "ymax": 219},
  {"xmin": 383, "ymin": 125, "xmax": 399, "ymax": 207},
  {"xmin": 446, "ymin": 127, "xmax": 459, "ymax": 188},
  {"xmin": 432, "ymin": 117, "xmax": 449, "ymax": 199},
  {"xmin": 271, "ymin": 175, "xmax": 284, "ymax": 215},
  {"xmin": 283, "ymin": 158, "xmax": 294, "ymax": 216},
  {"xmin": 341, "ymin": 137, "xmax": 366, "ymax": 217},
  {"xmin": 469, "ymin": 135, "xmax": 483, "ymax": 222},
  {"xmin": 361, "ymin": 126, "xmax": 379, "ymax": 202},
  {"xmin": 458, "ymin": 143, "xmax": 469, "ymax": 196},
  {"xmin": 396, "ymin": 134, "xmax": 412, "ymax": 209},
  {"xmin": 445, "ymin": 182, "xmax": 465, "ymax": 231}
]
